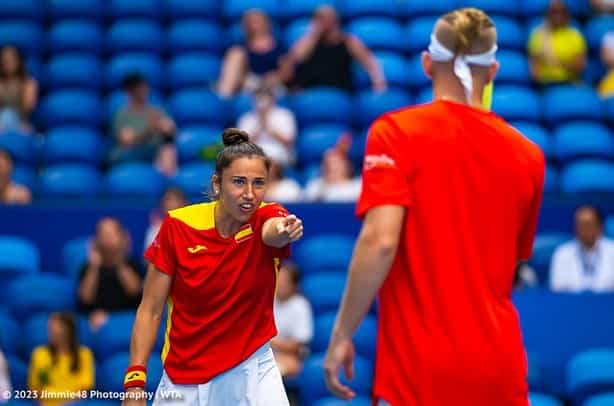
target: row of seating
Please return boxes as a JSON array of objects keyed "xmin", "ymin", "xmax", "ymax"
[{"xmin": 0, "ymin": 0, "xmax": 596, "ymax": 22}]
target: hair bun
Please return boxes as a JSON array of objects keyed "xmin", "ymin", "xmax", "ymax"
[{"xmin": 222, "ymin": 128, "xmax": 250, "ymax": 147}]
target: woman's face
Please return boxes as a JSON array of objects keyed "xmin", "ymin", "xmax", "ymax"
[
  {"xmin": 1, "ymin": 47, "xmax": 19, "ymax": 76},
  {"xmin": 216, "ymin": 157, "xmax": 268, "ymax": 223},
  {"xmin": 323, "ymin": 151, "xmax": 351, "ymax": 183},
  {"xmin": 547, "ymin": 2, "xmax": 569, "ymax": 28},
  {"xmin": 243, "ymin": 11, "xmax": 270, "ymax": 37},
  {"xmin": 47, "ymin": 317, "xmax": 68, "ymax": 348}
]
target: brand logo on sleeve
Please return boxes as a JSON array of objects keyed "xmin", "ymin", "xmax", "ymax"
[{"xmin": 364, "ymin": 154, "xmax": 396, "ymax": 170}]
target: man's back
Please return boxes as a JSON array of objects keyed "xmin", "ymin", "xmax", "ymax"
[{"xmin": 357, "ymin": 100, "xmax": 545, "ymax": 406}]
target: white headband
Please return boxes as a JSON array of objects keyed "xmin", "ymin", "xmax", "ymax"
[{"xmin": 428, "ymin": 33, "xmax": 497, "ymax": 102}]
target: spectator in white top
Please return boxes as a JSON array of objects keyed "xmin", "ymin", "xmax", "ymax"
[
  {"xmin": 304, "ymin": 135, "xmax": 361, "ymax": 202},
  {"xmin": 237, "ymin": 86, "xmax": 297, "ymax": 168},
  {"xmin": 265, "ymin": 160, "xmax": 302, "ymax": 203},
  {"xmin": 272, "ymin": 261, "xmax": 313, "ymax": 378},
  {"xmin": 0, "ymin": 350, "xmax": 10, "ymax": 403},
  {"xmin": 143, "ymin": 187, "xmax": 187, "ymax": 252},
  {"xmin": 550, "ymin": 205, "xmax": 614, "ymax": 292}
]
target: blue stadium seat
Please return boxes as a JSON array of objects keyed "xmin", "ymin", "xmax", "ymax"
[
  {"xmin": 168, "ymin": 20, "xmax": 224, "ymax": 55},
  {"xmin": 607, "ymin": 216, "xmax": 614, "ymax": 239},
  {"xmin": 44, "ymin": 127, "xmax": 104, "ymax": 165},
  {"xmin": 176, "ymin": 125, "xmax": 222, "ymax": 163},
  {"xmin": 40, "ymin": 90, "xmax": 101, "ymax": 128},
  {"xmin": 416, "ymin": 87, "xmax": 433, "ymax": 104},
  {"xmin": 48, "ymin": 21, "xmax": 103, "ymax": 55},
  {"xmin": 527, "ymin": 354, "xmax": 546, "ymax": 391},
  {"xmin": 404, "ymin": 0, "xmax": 457, "ymax": 16},
  {"xmin": 354, "ymin": 89, "xmax": 412, "ymax": 128},
  {"xmin": 94, "ymin": 311, "xmax": 163, "ymax": 360},
  {"xmin": 342, "ymin": 0, "xmax": 397, "ymax": 18},
  {"xmin": 5, "ymin": 275, "xmax": 75, "ymax": 319},
  {"xmin": 354, "ymin": 52, "xmax": 409, "ymax": 89},
  {"xmin": 165, "ymin": 0, "xmax": 219, "ymax": 19},
  {"xmin": 496, "ymin": 50, "xmax": 531, "ymax": 85},
  {"xmin": 105, "ymin": 89, "xmax": 163, "ymax": 122},
  {"xmin": 553, "ymin": 122, "xmax": 614, "ymax": 162},
  {"xmin": 22, "ymin": 313, "xmax": 93, "ymax": 359},
  {"xmin": 586, "ymin": 393, "xmax": 614, "ymax": 406},
  {"xmin": 107, "ymin": 163, "xmax": 166, "ymax": 198},
  {"xmin": 0, "ymin": 236, "xmax": 39, "ymax": 281},
  {"xmin": 347, "ymin": 18, "xmax": 404, "ymax": 52},
  {"xmin": 0, "ymin": 0, "xmax": 43, "ymax": 21},
  {"xmin": 105, "ymin": 53, "xmax": 163, "ymax": 90},
  {"xmin": 296, "ymin": 124, "xmax": 350, "ymax": 165},
  {"xmin": 490, "ymin": 16, "xmax": 526, "ymax": 50},
  {"xmin": 568, "ymin": 349, "xmax": 614, "ymax": 405},
  {"xmin": 282, "ymin": 0, "xmax": 340, "ymax": 20},
  {"xmin": 295, "ymin": 234, "xmax": 355, "ymax": 273},
  {"xmin": 0, "ymin": 21, "xmax": 43, "ymax": 56},
  {"xmin": 406, "ymin": 54, "xmax": 430, "ymax": 89},
  {"xmin": 108, "ymin": 0, "xmax": 161, "ymax": 20},
  {"xmin": 0, "ymin": 310, "xmax": 19, "ymax": 356},
  {"xmin": 223, "ymin": 0, "xmax": 280, "ymax": 19},
  {"xmin": 585, "ymin": 16, "xmax": 614, "ymax": 52},
  {"xmin": 48, "ymin": 0, "xmax": 104, "ymax": 20},
  {"xmin": 403, "ymin": 16, "xmax": 438, "ymax": 52},
  {"xmin": 510, "ymin": 121, "xmax": 552, "ymax": 159},
  {"xmin": 290, "ymin": 88, "xmax": 352, "ymax": 126},
  {"xmin": 302, "ymin": 272, "xmax": 347, "ymax": 313},
  {"xmin": 44, "ymin": 54, "xmax": 102, "ymax": 90},
  {"xmin": 561, "ymin": 160, "xmax": 614, "ymax": 194},
  {"xmin": 522, "ymin": 0, "xmax": 588, "ymax": 17},
  {"xmin": 528, "ymin": 393, "xmax": 563, "ymax": 406},
  {"xmin": 40, "ymin": 164, "xmax": 102, "ymax": 198},
  {"xmin": 543, "ymin": 86, "xmax": 603, "ymax": 124},
  {"xmin": 544, "ymin": 165, "xmax": 559, "ymax": 194},
  {"xmin": 299, "ymin": 353, "xmax": 373, "ymax": 405},
  {"xmin": 463, "ymin": 0, "xmax": 519, "ymax": 16},
  {"xmin": 313, "ymin": 397, "xmax": 372, "ymax": 406},
  {"xmin": 232, "ymin": 93, "xmax": 255, "ymax": 117},
  {"xmin": 283, "ymin": 18, "xmax": 310, "ymax": 49},
  {"xmin": 12, "ymin": 165, "xmax": 36, "ymax": 191},
  {"xmin": 98, "ymin": 352, "xmax": 163, "ymax": 393},
  {"xmin": 62, "ymin": 236, "xmax": 89, "ymax": 280},
  {"xmin": 0, "ymin": 132, "xmax": 37, "ymax": 166},
  {"xmin": 168, "ymin": 90, "xmax": 228, "ymax": 127},
  {"xmin": 492, "ymin": 86, "xmax": 541, "ymax": 122},
  {"xmin": 584, "ymin": 57, "xmax": 605, "ymax": 86},
  {"xmin": 529, "ymin": 232, "xmax": 572, "ymax": 282},
  {"xmin": 106, "ymin": 19, "xmax": 163, "ymax": 54},
  {"xmin": 6, "ymin": 354, "xmax": 27, "ymax": 390},
  {"xmin": 312, "ymin": 312, "xmax": 376, "ymax": 358},
  {"xmin": 173, "ymin": 162, "xmax": 215, "ymax": 197},
  {"xmin": 167, "ymin": 53, "xmax": 220, "ymax": 90},
  {"xmin": 25, "ymin": 57, "xmax": 41, "ymax": 82}
]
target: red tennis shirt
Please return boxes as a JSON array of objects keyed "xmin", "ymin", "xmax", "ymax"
[
  {"xmin": 357, "ymin": 100, "xmax": 545, "ymax": 406},
  {"xmin": 144, "ymin": 201, "xmax": 290, "ymax": 384}
]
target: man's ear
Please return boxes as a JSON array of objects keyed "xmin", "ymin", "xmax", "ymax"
[{"xmin": 421, "ymin": 51, "xmax": 433, "ymax": 79}]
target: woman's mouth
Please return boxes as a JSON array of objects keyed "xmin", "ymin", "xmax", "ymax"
[{"xmin": 239, "ymin": 203, "xmax": 255, "ymax": 213}]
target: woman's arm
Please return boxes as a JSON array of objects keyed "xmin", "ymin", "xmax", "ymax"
[
  {"xmin": 116, "ymin": 263, "xmax": 143, "ymax": 297},
  {"xmin": 262, "ymin": 215, "xmax": 303, "ymax": 248},
  {"xmin": 21, "ymin": 78, "xmax": 38, "ymax": 115},
  {"xmin": 346, "ymin": 36, "xmax": 387, "ymax": 91}
]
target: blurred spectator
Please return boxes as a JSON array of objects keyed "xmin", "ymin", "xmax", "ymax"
[
  {"xmin": 0, "ymin": 350, "xmax": 11, "ymax": 403},
  {"xmin": 265, "ymin": 160, "xmax": 302, "ymax": 203},
  {"xmin": 0, "ymin": 149, "xmax": 31, "ymax": 205},
  {"xmin": 217, "ymin": 9, "xmax": 286, "ymax": 98},
  {"xmin": 110, "ymin": 73, "xmax": 177, "ymax": 176},
  {"xmin": 272, "ymin": 261, "xmax": 313, "ymax": 378},
  {"xmin": 528, "ymin": 0, "xmax": 587, "ymax": 85},
  {"xmin": 304, "ymin": 136, "xmax": 361, "ymax": 202},
  {"xmin": 143, "ymin": 187, "xmax": 187, "ymax": 251},
  {"xmin": 77, "ymin": 217, "xmax": 142, "ymax": 331},
  {"xmin": 598, "ymin": 31, "xmax": 614, "ymax": 97},
  {"xmin": 284, "ymin": 5, "xmax": 386, "ymax": 92},
  {"xmin": 28, "ymin": 313, "xmax": 94, "ymax": 406},
  {"xmin": 0, "ymin": 45, "xmax": 37, "ymax": 134},
  {"xmin": 237, "ymin": 86, "xmax": 297, "ymax": 167},
  {"xmin": 550, "ymin": 206, "xmax": 614, "ymax": 292},
  {"xmin": 591, "ymin": 0, "xmax": 614, "ymax": 13}
]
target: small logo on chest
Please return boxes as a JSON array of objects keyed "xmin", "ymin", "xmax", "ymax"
[{"xmin": 187, "ymin": 244, "xmax": 207, "ymax": 254}]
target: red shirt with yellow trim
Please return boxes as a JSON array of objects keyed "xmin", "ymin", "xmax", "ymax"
[
  {"xmin": 358, "ymin": 101, "xmax": 544, "ymax": 406},
  {"xmin": 144, "ymin": 201, "xmax": 290, "ymax": 384}
]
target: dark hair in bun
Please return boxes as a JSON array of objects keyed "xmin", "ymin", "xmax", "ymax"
[{"xmin": 211, "ymin": 128, "xmax": 271, "ymax": 200}]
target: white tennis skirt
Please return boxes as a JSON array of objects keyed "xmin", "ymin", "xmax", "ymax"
[{"xmin": 152, "ymin": 343, "xmax": 289, "ymax": 406}]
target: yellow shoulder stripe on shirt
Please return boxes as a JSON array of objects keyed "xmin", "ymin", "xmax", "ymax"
[{"xmin": 169, "ymin": 202, "xmax": 216, "ymax": 230}]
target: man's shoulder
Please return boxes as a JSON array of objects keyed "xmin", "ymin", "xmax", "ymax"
[{"xmin": 553, "ymin": 240, "xmax": 577, "ymax": 256}]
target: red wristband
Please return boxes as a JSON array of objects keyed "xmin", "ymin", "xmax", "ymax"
[{"xmin": 124, "ymin": 365, "xmax": 147, "ymax": 390}]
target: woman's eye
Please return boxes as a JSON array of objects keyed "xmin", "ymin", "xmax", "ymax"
[
  {"xmin": 254, "ymin": 180, "xmax": 266, "ymax": 188},
  {"xmin": 233, "ymin": 179, "xmax": 245, "ymax": 185}
]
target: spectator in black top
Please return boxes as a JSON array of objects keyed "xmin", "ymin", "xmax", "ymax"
[
  {"xmin": 77, "ymin": 217, "xmax": 142, "ymax": 332},
  {"xmin": 284, "ymin": 5, "xmax": 386, "ymax": 92}
]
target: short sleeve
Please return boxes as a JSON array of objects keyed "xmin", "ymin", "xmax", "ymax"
[
  {"xmin": 356, "ymin": 117, "xmax": 412, "ymax": 219},
  {"xmin": 144, "ymin": 215, "xmax": 177, "ymax": 276},
  {"xmin": 258, "ymin": 202, "xmax": 291, "ymax": 259},
  {"xmin": 517, "ymin": 155, "xmax": 546, "ymax": 261}
]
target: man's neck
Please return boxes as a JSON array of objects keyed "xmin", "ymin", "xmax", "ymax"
[
  {"xmin": 580, "ymin": 239, "xmax": 600, "ymax": 251},
  {"xmin": 432, "ymin": 78, "xmax": 487, "ymax": 109}
]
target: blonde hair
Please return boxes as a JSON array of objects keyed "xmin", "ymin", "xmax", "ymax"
[{"xmin": 435, "ymin": 8, "xmax": 496, "ymax": 56}]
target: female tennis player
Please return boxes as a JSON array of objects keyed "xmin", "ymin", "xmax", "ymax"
[{"xmin": 122, "ymin": 128, "xmax": 303, "ymax": 406}]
